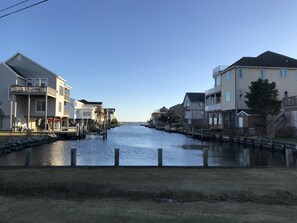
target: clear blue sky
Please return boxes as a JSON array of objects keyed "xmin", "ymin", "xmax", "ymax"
[{"xmin": 1, "ymin": 0, "xmax": 297, "ymax": 121}]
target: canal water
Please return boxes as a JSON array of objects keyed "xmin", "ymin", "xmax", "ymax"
[{"xmin": 0, "ymin": 123, "xmax": 291, "ymax": 167}]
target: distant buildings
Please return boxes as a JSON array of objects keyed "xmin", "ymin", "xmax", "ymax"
[{"xmin": 182, "ymin": 92, "xmax": 206, "ymax": 129}]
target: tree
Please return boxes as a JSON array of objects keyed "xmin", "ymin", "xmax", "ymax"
[{"xmin": 245, "ymin": 79, "xmax": 282, "ymax": 125}]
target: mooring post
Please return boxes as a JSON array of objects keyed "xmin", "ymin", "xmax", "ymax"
[
  {"xmin": 158, "ymin": 148, "xmax": 163, "ymax": 167},
  {"xmin": 25, "ymin": 147, "xmax": 32, "ymax": 167},
  {"xmin": 203, "ymin": 148, "xmax": 208, "ymax": 167},
  {"xmin": 243, "ymin": 149, "xmax": 250, "ymax": 167},
  {"xmin": 71, "ymin": 148, "xmax": 77, "ymax": 167},
  {"xmin": 114, "ymin": 148, "xmax": 120, "ymax": 166},
  {"xmin": 285, "ymin": 149, "xmax": 293, "ymax": 167}
]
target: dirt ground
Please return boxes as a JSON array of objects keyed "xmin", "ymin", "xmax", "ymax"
[{"xmin": 0, "ymin": 167, "xmax": 297, "ymax": 223}]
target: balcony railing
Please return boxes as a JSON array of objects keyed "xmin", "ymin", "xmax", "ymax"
[
  {"xmin": 205, "ymin": 103, "xmax": 222, "ymax": 112},
  {"xmin": 10, "ymin": 85, "xmax": 56, "ymax": 97},
  {"xmin": 64, "ymin": 110, "xmax": 70, "ymax": 116},
  {"xmin": 213, "ymin": 65, "xmax": 228, "ymax": 75},
  {"xmin": 64, "ymin": 94, "xmax": 70, "ymax": 102},
  {"xmin": 205, "ymin": 85, "xmax": 221, "ymax": 96},
  {"xmin": 283, "ymin": 96, "xmax": 297, "ymax": 108}
]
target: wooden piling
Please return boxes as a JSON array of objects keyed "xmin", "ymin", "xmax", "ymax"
[
  {"xmin": 203, "ymin": 148, "xmax": 208, "ymax": 167},
  {"xmin": 243, "ymin": 149, "xmax": 250, "ymax": 167},
  {"xmin": 71, "ymin": 148, "xmax": 77, "ymax": 167},
  {"xmin": 158, "ymin": 148, "xmax": 163, "ymax": 167},
  {"xmin": 243, "ymin": 138, "xmax": 247, "ymax": 146},
  {"xmin": 25, "ymin": 148, "xmax": 32, "ymax": 167},
  {"xmin": 229, "ymin": 136, "xmax": 233, "ymax": 144},
  {"xmin": 285, "ymin": 149, "xmax": 293, "ymax": 167},
  {"xmin": 114, "ymin": 148, "xmax": 120, "ymax": 166}
]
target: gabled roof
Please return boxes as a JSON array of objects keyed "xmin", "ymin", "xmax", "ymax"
[
  {"xmin": 183, "ymin": 92, "xmax": 205, "ymax": 103},
  {"xmin": 227, "ymin": 51, "xmax": 297, "ymax": 70},
  {"xmin": 5, "ymin": 52, "xmax": 67, "ymax": 82},
  {"xmin": 79, "ymin": 99, "xmax": 102, "ymax": 105}
]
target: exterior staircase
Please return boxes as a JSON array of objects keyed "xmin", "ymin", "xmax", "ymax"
[{"xmin": 266, "ymin": 113, "xmax": 286, "ymax": 137}]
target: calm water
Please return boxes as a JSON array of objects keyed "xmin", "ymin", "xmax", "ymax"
[{"xmin": 0, "ymin": 124, "xmax": 291, "ymax": 166}]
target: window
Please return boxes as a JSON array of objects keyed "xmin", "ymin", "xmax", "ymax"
[
  {"xmin": 225, "ymin": 71, "xmax": 231, "ymax": 82},
  {"xmin": 40, "ymin": 78, "xmax": 47, "ymax": 86},
  {"xmin": 200, "ymin": 111, "xmax": 204, "ymax": 116},
  {"xmin": 260, "ymin": 69, "xmax": 265, "ymax": 79},
  {"xmin": 199, "ymin": 102, "xmax": 203, "ymax": 107},
  {"xmin": 215, "ymin": 76, "xmax": 221, "ymax": 86},
  {"xmin": 225, "ymin": 91, "xmax": 231, "ymax": 102},
  {"xmin": 83, "ymin": 111, "xmax": 91, "ymax": 117},
  {"xmin": 36, "ymin": 100, "xmax": 46, "ymax": 112},
  {"xmin": 238, "ymin": 68, "xmax": 243, "ymax": 78},
  {"xmin": 59, "ymin": 86, "xmax": 64, "ymax": 96},
  {"xmin": 59, "ymin": 102, "xmax": 62, "ymax": 112},
  {"xmin": 27, "ymin": 78, "xmax": 33, "ymax": 86},
  {"xmin": 280, "ymin": 69, "xmax": 287, "ymax": 78}
]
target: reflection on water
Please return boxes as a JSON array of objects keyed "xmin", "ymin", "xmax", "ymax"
[{"xmin": 0, "ymin": 124, "xmax": 292, "ymax": 167}]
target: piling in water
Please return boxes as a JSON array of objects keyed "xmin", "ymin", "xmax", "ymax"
[
  {"xmin": 285, "ymin": 149, "xmax": 293, "ymax": 167},
  {"xmin": 203, "ymin": 148, "xmax": 208, "ymax": 167},
  {"xmin": 158, "ymin": 148, "xmax": 163, "ymax": 167},
  {"xmin": 71, "ymin": 148, "xmax": 77, "ymax": 167},
  {"xmin": 115, "ymin": 148, "xmax": 120, "ymax": 166},
  {"xmin": 243, "ymin": 149, "xmax": 250, "ymax": 167},
  {"xmin": 25, "ymin": 148, "xmax": 32, "ymax": 167}
]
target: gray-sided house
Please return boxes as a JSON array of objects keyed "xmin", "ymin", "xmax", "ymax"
[{"xmin": 0, "ymin": 53, "xmax": 71, "ymax": 131}]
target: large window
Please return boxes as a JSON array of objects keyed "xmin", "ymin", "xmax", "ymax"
[
  {"xmin": 59, "ymin": 86, "xmax": 64, "ymax": 96},
  {"xmin": 215, "ymin": 76, "xmax": 221, "ymax": 86},
  {"xmin": 225, "ymin": 91, "xmax": 231, "ymax": 102},
  {"xmin": 36, "ymin": 100, "xmax": 46, "ymax": 112},
  {"xmin": 238, "ymin": 68, "xmax": 243, "ymax": 78},
  {"xmin": 59, "ymin": 102, "xmax": 62, "ymax": 112},
  {"xmin": 225, "ymin": 71, "xmax": 231, "ymax": 82},
  {"xmin": 260, "ymin": 69, "xmax": 265, "ymax": 79},
  {"xmin": 280, "ymin": 69, "xmax": 288, "ymax": 78}
]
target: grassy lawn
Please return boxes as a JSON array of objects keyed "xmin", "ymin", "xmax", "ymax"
[{"xmin": 0, "ymin": 167, "xmax": 297, "ymax": 222}]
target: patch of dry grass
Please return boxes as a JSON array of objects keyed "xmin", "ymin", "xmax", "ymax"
[{"xmin": 0, "ymin": 167, "xmax": 297, "ymax": 222}]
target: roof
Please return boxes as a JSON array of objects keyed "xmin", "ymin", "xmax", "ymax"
[
  {"xmin": 237, "ymin": 110, "xmax": 260, "ymax": 116},
  {"xmin": 227, "ymin": 51, "xmax": 297, "ymax": 70},
  {"xmin": 6, "ymin": 64, "xmax": 26, "ymax": 78},
  {"xmin": 79, "ymin": 99, "xmax": 102, "ymax": 105},
  {"xmin": 5, "ymin": 52, "xmax": 68, "ymax": 82},
  {"xmin": 184, "ymin": 92, "xmax": 205, "ymax": 102}
]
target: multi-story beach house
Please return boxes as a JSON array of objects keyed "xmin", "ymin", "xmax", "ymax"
[
  {"xmin": 205, "ymin": 51, "xmax": 297, "ymax": 131},
  {"xmin": 182, "ymin": 92, "xmax": 206, "ymax": 129},
  {"xmin": 0, "ymin": 53, "xmax": 71, "ymax": 131}
]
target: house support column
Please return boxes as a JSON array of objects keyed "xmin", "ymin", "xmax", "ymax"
[
  {"xmin": 10, "ymin": 101, "xmax": 13, "ymax": 130},
  {"xmin": 27, "ymin": 95, "xmax": 30, "ymax": 129},
  {"xmin": 45, "ymin": 94, "xmax": 48, "ymax": 131},
  {"xmin": 14, "ymin": 97, "xmax": 17, "ymax": 132},
  {"xmin": 66, "ymin": 118, "xmax": 69, "ymax": 129}
]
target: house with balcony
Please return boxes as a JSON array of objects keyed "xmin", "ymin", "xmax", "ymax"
[
  {"xmin": 205, "ymin": 51, "xmax": 297, "ymax": 130},
  {"xmin": 182, "ymin": 92, "xmax": 206, "ymax": 130},
  {"xmin": 0, "ymin": 52, "xmax": 71, "ymax": 131},
  {"xmin": 69, "ymin": 99, "xmax": 104, "ymax": 127}
]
